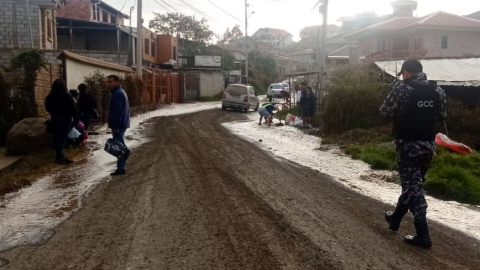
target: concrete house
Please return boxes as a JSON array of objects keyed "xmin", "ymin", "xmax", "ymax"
[
  {"xmin": 346, "ymin": 5, "xmax": 480, "ymax": 63},
  {"xmin": 57, "ymin": 0, "xmax": 160, "ymax": 67},
  {"xmin": 299, "ymin": 25, "xmax": 341, "ymax": 48},
  {"xmin": 252, "ymin": 28, "xmax": 293, "ymax": 49}
]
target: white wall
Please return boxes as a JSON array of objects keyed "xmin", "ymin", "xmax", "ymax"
[
  {"xmin": 199, "ymin": 70, "xmax": 224, "ymax": 97},
  {"xmin": 423, "ymin": 30, "xmax": 480, "ymax": 58},
  {"xmin": 65, "ymin": 58, "xmax": 131, "ymax": 90}
]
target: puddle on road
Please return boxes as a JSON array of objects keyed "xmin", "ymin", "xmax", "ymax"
[
  {"xmin": 0, "ymin": 102, "xmax": 219, "ymax": 254},
  {"xmin": 0, "ymin": 127, "xmax": 150, "ymax": 253}
]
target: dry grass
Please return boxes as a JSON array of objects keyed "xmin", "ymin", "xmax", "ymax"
[{"xmin": 0, "ymin": 147, "xmax": 89, "ymax": 195}]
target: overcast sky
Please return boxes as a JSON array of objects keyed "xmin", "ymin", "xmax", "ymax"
[{"xmin": 104, "ymin": 0, "xmax": 480, "ymax": 41}]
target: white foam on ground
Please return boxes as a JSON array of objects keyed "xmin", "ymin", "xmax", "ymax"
[
  {"xmin": 222, "ymin": 114, "xmax": 480, "ymax": 240},
  {"xmin": 0, "ymin": 102, "xmax": 220, "ymax": 253}
]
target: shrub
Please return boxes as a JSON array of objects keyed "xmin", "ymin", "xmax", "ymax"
[
  {"xmin": 444, "ymin": 99, "xmax": 480, "ymax": 150},
  {"xmin": 84, "ymin": 71, "xmax": 110, "ymax": 115},
  {"xmin": 121, "ymin": 75, "xmax": 143, "ymax": 107},
  {"xmin": 322, "ymin": 65, "xmax": 391, "ymax": 134},
  {"xmin": 10, "ymin": 49, "xmax": 48, "ymax": 119}
]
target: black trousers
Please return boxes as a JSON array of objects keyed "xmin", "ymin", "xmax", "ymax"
[{"xmin": 52, "ymin": 118, "xmax": 71, "ymax": 161}]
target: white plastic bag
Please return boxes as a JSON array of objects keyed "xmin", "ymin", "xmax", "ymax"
[
  {"xmin": 292, "ymin": 119, "xmax": 303, "ymax": 127},
  {"xmin": 285, "ymin": 113, "xmax": 296, "ymax": 124},
  {"xmin": 68, "ymin": 127, "xmax": 81, "ymax": 139}
]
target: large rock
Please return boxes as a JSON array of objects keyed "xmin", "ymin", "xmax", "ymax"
[{"xmin": 6, "ymin": 118, "xmax": 53, "ymax": 154}]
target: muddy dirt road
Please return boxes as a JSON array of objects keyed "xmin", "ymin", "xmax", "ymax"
[{"xmin": 1, "ymin": 109, "xmax": 479, "ymax": 269}]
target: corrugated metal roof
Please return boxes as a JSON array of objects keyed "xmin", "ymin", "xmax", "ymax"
[{"xmin": 375, "ymin": 58, "xmax": 480, "ymax": 87}]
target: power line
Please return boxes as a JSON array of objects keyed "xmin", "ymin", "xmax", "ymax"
[
  {"xmin": 176, "ymin": 0, "xmax": 221, "ymax": 23},
  {"xmin": 151, "ymin": 0, "xmax": 172, "ymax": 12},
  {"xmin": 120, "ymin": 0, "xmax": 133, "ymax": 11},
  {"xmin": 205, "ymin": 0, "xmax": 243, "ymax": 22}
]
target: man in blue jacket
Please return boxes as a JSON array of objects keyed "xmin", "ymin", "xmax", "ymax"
[{"xmin": 107, "ymin": 75, "xmax": 131, "ymax": 176}]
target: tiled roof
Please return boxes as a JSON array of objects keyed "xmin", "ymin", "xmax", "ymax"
[
  {"xmin": 346, "ymin": 11, "xmax": 480, "ymax": 40},
  {"xmin": 404, "ymin": 11, "xmax": 480, "ymax": 30},
  {"xmin": 344, "ymin": 17, "xmax": 420, "ymax": 38}
]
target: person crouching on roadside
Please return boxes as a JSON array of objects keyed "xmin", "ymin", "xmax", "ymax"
[{"xmin": 258, "ymin": 103, "xmax": 278, "ymax": 126}]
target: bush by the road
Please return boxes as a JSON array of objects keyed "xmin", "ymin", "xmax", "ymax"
[
  {"xmin": 444, "ymin": 99, "xmax": 480, "ymax": 150},
  {"xmin": 322, "ymin": 65, "xmax": 391, "ymax": 134}
]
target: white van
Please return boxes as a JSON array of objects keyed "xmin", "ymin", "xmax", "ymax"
[{"xmin": 222, "ymin": 84, "xmax": 260, "ymax": 112}]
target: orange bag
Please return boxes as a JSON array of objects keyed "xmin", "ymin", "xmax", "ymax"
[{"xmin": 435, "ymin": 133, "xmax": 473, "ymax": 155}]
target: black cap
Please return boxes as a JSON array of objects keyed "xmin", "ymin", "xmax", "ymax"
[{"xmin": 397, "ymin": 59, "xmax": 423, "ymax": 76}]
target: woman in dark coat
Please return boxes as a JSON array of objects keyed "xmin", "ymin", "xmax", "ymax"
[
  {"xmin": 45, "ymin": 79, "xmax": 79, "ymax": 165},
  {"xmin": 77, "ymin": 83, "xmax": 97, "ymax": 130}
]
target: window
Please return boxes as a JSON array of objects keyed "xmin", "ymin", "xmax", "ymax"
[
  {"xmin": 145, "ymin": 38, "xmax": 150, "ymax": 55},
  {"xmin": 102, "ymin": 10, "xmax": 108, "ymax": 23},
  {"xmin": 414, "ymin": 37, "xmax": 421, "ymax": 51},
  {"xmin": 110, "ymin": 15, "xmax": 117, "ymax": 24},
  {"xmin": 92, "ymin": 6, "xmax": 99, "ymax": 20},
  {"xmin": 46, "ymin": 11, "xmax": 52, "ymax": 40},
  {"xmin": 441, "ymin": 35, "xmax": 448, "ymax": 49},
  {"xmin": 151, "ymin": 42, "xmax": 156, "ymax": 57},
  {"xmin": 173, "ymin": 46, "xmax": 177, "ymax": 60},
  {"xmin": 378, "ymin": 40, "xmax": 387, "ymax": 51}
]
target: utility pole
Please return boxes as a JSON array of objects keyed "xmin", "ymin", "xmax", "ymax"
[
  {"xmin": 136, "ymin": 0, "xmax": 143, "ymax": 77},
  {"xmin": 128, "ymin": 5, "xmax": 134, "ymax": 66},
  {"xmin": 245, "ymin": 0, "xmax": 250, "ymax": 112},
  {"xmin": 318, "ymin": 0, "xmax": 329, "ymax": 93},
  {"xmin": 245, "ymin": 0, "xmax": 249, "ymax": 86}
]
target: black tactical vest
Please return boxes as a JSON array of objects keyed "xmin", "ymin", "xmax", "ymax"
[{"xmin": 392, "ymin": 81, "xmax": 440, "ymax": 141}]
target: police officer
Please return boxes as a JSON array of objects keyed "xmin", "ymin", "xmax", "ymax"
[{"xmin": 380, "ymin": 59, "xmax": 446, "ymax": 248}]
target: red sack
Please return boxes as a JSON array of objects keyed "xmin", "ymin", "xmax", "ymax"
[
  {"xmin": 435, "ymin": 133, "xmax": 473, "ymax": 155},
  {"xmin": 81, "ymin": 130, "xmax": 88, "ymax": 146}
]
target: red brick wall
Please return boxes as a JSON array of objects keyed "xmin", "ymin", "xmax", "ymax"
[
  {"xmin": 157, "ymin": 35, "xmax": 178, "ymax": 64},
  {"xmin": 57, "ymin": 0, "xmax": 92, "ymax": 21}
]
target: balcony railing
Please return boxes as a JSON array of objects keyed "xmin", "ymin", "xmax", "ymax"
[{"xmin": 365, "ymin": 50, "xmax": 427, "ymax": 63}]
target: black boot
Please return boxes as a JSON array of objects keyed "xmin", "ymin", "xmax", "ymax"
[
  {"xmin": 385, "ymin": 207, "xmax": 408, "ymax": 231},
  {"xmin": 404, "ymin": 221, "xmax": 432, "ymax": 248}
]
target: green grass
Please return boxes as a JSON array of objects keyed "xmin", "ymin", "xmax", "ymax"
[
  {"xmin": 344, "ymin": 144, "xmax": 397, "ymax": 171},
  {"xmin": 425, "ymin": 149, "xmax": 480, "ymax": 204},
  {"xmin": 341, "ymin": 142, "xmax": 480, "ymax": 205}
]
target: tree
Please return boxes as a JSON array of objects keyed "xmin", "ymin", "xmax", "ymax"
[
  {"xmin": 149, "ymin": 12, "xmax": 213, "ymax": 44},
  {"xmin": 219, "ymin": 24, "xmax": 244, "ymax": 44},
  {"xmin": 10, "ymin": 49, "xmax": 48, "ymax": 119}
]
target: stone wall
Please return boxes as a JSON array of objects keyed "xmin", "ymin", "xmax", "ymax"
[{"xmin": 199, "ymin": 70, "xmax": 224, "ymax": 97}]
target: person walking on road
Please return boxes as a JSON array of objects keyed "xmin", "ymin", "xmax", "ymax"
[
  {"xmin": 107, "ymin": 75, "xmax": 131, "ymax": 176},
  {"xmin": 78, "ymin": 83, "xmax": 97, "ymax": 130},
  {"xmin": 380, "ymin": 59, "xmax": 447, "ymax": 248},
  {"xmin": 45, "ymin": 79, "xmax": 79, "ymax": 165}
]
